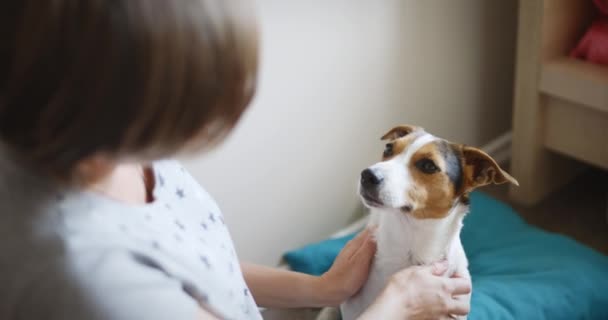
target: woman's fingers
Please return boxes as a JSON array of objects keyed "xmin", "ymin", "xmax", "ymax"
[
  {"xmin": 353, "ymin": 231, "xmax": 377, "ymax": 263},
  {"xmin": 343, "ymin": 226, "xmax": 377, "ymax": 257},
  {"xmin": 447, "ymin": 277, "xmax": 472, "ymax": 295},
  {"xmin": 341, "ymin": 229, "xmax": 370, "ymax": 256},
  {"xmin": 446, "ymin": 297, "xmax": 471, "ymax": 316}
]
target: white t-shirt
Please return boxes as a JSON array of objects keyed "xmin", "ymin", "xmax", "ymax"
[{"xmin": 0, "ymin": 154, "xmax": 261, "ymax": 320}]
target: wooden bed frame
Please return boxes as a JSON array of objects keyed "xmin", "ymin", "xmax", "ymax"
[{"xmin": 510, "ymin": 0, "xmax": 608, "ymax": 206}]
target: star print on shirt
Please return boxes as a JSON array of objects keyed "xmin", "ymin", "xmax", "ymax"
[
  {"xmin": 152, "ymin": 241, "xmax": 160, "ymax": 250},
  {"xmin": 200, "ymin": 255, "xmax": 211, "ymax": 269}
]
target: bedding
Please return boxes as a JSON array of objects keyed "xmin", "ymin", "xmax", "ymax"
[{"xmin": 284, "ymin": 192, "xmax": 608, "ymax": 319}]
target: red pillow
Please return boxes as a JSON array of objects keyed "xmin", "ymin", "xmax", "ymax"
[
  {"xmin": 594, "ymin": 0, "xmax": 608, "ymax": 14},
  {"xmin": 570, "ymin": 0, "xmax": 608, "ymax": 65}
]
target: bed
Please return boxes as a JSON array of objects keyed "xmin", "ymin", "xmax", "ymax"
[
  {"xmin": 279, "ymin": 192, "xmax": 608, "ymax": 320},
  {"xmin": 510, "ymin": 0, "xmax": 608, "ymax": 206}
]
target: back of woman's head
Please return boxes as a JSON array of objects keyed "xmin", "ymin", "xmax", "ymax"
[{"xmin": 0, "ymin": 0, "xmax": 258, "ymax": 180}]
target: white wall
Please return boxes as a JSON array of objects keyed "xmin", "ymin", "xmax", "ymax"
[{"xmin": 183, "ymin": 0, "xmax": 517, "ymax": 266}]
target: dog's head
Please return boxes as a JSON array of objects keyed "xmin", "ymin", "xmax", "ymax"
[{"xmin": 359, "ymin": 125, "xmax": 518, "ymax": 219}]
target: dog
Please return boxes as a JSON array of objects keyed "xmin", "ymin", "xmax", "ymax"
[{"xmin": 340, "ymin": 125, "xmax": 519, "ymax": 320}]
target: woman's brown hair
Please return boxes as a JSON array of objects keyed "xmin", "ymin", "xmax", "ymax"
[{"xmin": 0, "ymin": 0, "xmax": 258, "ymax": 179}]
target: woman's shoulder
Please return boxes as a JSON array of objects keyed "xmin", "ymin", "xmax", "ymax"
[
  {"xmin": 153, "ymin": 160, "xmax": 199, "ymax": 191},
  {"xmin": 152, "ymin": 159, "xmax": 217, "ymax": 206}
]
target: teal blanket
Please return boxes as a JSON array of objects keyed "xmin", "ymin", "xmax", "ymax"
[{"xmin": 284, "ymin": 192, "xmax": 608, "ymax": 319}]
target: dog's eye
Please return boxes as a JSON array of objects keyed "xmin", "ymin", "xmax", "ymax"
[
  {"xmin": 383, "ymin": 143, "xmax": 394, "ymax": 157},
  {"xmin": 415, "ymin": 158, "xmax": 440, "ymax": 174}
]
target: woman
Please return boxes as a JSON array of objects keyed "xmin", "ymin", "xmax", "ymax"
[{"xmin": 0, "ymin": 1, "xmax": 471, "ymax": 319}]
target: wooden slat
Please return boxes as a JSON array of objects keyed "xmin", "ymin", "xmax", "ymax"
[
  {"xmin": 541, "ymin": 58, "xmax": 608, "ymax": 114},
  {"xmin": 509, "ymin": 0, "xmax": 584, "ymax": 206},
  {"xmin": 544, "ymin": 97, "xmax": 608, "ymax": 170}
]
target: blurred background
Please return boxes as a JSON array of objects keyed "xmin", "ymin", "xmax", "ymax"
[
  {"xmin": 183, "ymin": 0, "xmax": 608, "ymax": 273},
  {"xmin": 184, "ymin": 0, "xmax": 518, "ymax": 266}
]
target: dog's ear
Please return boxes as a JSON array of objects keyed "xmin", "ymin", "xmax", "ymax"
[
  {"xmin": 380, "ymin": 125, "xmax": 421, "ymax": 141},
  {"xmin": 461, "ymin": 146, "xmax": 519, "ymax": 191}
]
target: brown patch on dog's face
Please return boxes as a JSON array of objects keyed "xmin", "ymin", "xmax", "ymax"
[
  {"xmin": 380, "ymin": 125, "xmax": 422, "ymax": 141},
  {"xmin": 404, "ymin": 143, "xmax": 518, "ymax": 220},
  {"xmin": 381, "ymin": 134, "xmax": 416, "ymax": 161},
  {"xmin": 361, "ymin": 126, "xmax": 519, "ymax": 220},
  {"xmin": 380, "ymin": 125, "xmax": 425, "ymax": 161},
  {"xmin": 364, "ymin": 128, "xmax": 464, "ymax": 217},
  {"xmin": 406, "ymin": 142, "xmax": 458, "ymax": 219}
]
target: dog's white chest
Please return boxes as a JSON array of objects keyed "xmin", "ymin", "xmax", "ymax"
[{"xmin": 340, "ymin": 208, "xmax": 469, "ymax": 320}]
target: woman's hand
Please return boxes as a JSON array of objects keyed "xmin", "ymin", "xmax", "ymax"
[
  {"xmin": 317, "ymin": 227, "xmax": 377, "ymax": 305},
  {"xmin": 359, "ymin": 262, "xmax": 472, "ymax": 320},
  {"xmin": 241, "ymin": 229, "xmax": 375, "ymax": 309}
]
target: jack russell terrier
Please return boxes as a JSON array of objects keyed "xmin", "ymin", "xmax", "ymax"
[{"xmin": 340, "ymin": 125, "xmax": 518, "ymax": 320}]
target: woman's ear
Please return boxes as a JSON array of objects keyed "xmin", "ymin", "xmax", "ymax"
[
  {"xmin": 461, "ymin": 146, "xmax": 519, "ymax": 192},
  {"xmin": 380, "ymin": 125, "xmax": 422, "ymax": 141}
]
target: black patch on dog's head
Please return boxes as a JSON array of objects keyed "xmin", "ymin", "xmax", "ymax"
[{"xmin": 438, "ymin": 141, "xmax": 463, "ymax": 193}]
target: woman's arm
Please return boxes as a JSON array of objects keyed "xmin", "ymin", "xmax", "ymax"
[
  {"xmin": 241, "ymin": 228, "xmax": 376, "ymax": 308},
  {"xmin": 241, "ymin": 263, "xmax": 335, "ymax": 308},
  {"xmin": 198, "ymin": 309, "xmax": 221, "ymax": 320}
]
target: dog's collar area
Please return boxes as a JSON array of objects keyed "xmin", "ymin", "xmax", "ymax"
[{"xmin": 450, "ymin": 196, "xmax": 469, "ymax": 216}]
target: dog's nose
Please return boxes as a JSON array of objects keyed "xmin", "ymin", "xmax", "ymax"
[{"xmin": 361, "ymin": 168, "xmax": 383, "ymax": 188}]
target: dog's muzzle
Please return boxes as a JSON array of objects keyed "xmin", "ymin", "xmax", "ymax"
[
  {"xmin": 360, "ymin": 168, "xmax": 384, "ymax": 205},
  {"xmin": 361, "ymin": 168, "xmax": 383, "ymax": 189}
]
